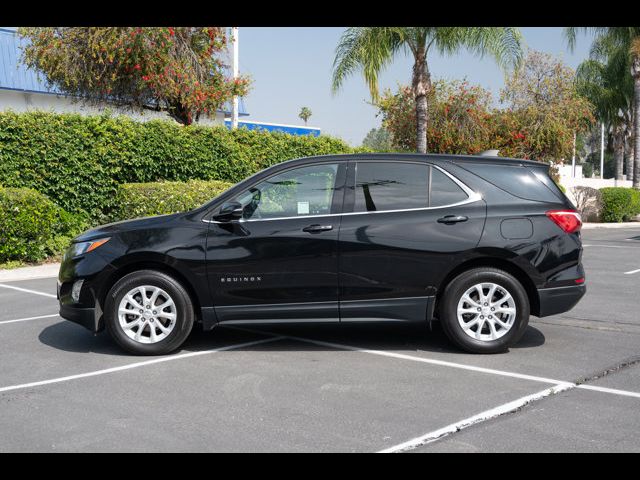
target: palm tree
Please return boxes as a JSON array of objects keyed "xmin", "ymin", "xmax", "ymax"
[
  {"xmin": 576, "ymin": 36, "xmax": 634, "ymax": 180},
  {"xmin": 298, "ymin": 106, "xmax": 312, "ymax": 125},
  {"xmin": 567, "ymin": 27, "xmax": 640, "ymax": 189},
  {"xmin": 331, "ymin": 27, "xmax": 523, "ymax": 154}
]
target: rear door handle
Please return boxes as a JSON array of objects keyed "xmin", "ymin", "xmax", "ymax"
[
  {"xmin": 303, "ymin": 224, "xmax": 333, "ymax": 233},
  {"xmin": 437, "ymin": 215, "xmax": 468, "ymax": 224}
]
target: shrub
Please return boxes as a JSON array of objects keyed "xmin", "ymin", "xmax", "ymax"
[
  {"xmin": 0, "ymin": 111, "xmax": 356, "ymax": 222},
  {"xmin": 113, "ymin": 179, "xmax": 233, "ymax": 221},
  {"xmin": 0, "ymin": 187, "xmax": 88, "ymax": 263},
  {"xmin": 599, "ymin": 187, "xmax": 640, "ymax": 223}
]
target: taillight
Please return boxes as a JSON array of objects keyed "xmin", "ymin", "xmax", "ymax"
[{"xmin": 546, "ymin": 210, "xmax": 582, "ymax": 233}]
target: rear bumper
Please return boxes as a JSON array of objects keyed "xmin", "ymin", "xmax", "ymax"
[{"xmin": 536, "ymin": 284, "xmax": 586, "ymax": 318}]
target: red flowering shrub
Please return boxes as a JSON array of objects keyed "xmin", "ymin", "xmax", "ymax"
[{"xmin": 18, "ymin": 27, "xmax": 249, "ymax": 125}]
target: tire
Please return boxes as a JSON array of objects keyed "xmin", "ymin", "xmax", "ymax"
[
  {"xmin": 104, "ymin": 270, "xmax": 195, "ymax": 355},
  {"xmin": 439, "ymin": 267, "xmax": 530, "ymax": 354}
]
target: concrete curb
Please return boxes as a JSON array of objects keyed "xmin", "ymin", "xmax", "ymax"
[
  {"xmin": 582, "ymin": 222, "xmax": 640, "ymax": 229},
  {"xmin": 0, "ymin": 263, "xmax": 60, "ymax": 283}
]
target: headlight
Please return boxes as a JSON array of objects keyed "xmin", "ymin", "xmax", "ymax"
[{"xmin": 65, "ymin": 237, "xmax": 111, "ymax": 259}]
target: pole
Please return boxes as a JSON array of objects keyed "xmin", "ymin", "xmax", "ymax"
[
  {"xmin": 231, "ymin": 27, "xmax": 239, "ymax": 130},
  {"xmin": 571, "ymin": 130, "xmax": 576, "ymax": 178},
  {"xmin": 600, "ymin": 122, "xmax": 605, "ymax": 179}
]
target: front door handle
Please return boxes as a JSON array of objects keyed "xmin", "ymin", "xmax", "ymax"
[
  {"xmin": 303, "ymin": 224, "xmax": 333, "ymax": 233},
  {"xmin": 437, "ymin": 215, "xmax": 468, "ymax": 224}
]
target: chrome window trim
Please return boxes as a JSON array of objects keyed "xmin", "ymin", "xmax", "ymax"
[{"xmin": 203, "ymin": 162, "xmax": 481, "ymax": 224}]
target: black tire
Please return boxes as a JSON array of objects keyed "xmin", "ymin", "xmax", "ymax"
[
  {"xmin": 439, "ymin": 267, "xmax": 530, "ymax": 354},
  {"xmin": 104, "ymin": 270, "xmax": 195, "ymax": 355}
]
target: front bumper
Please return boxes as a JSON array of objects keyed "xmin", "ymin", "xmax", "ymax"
[
  {"xmin": 59, "ymin": 303, "xmax": 101, "ymax": 332},
  {"xmin": 536, "ymin": 284, "xmax": 586, "ymax": 317}
]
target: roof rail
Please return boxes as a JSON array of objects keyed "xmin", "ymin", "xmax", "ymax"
[{"xmin": 478, "ymin": 149, "xmax": 500, "ymax": 157}]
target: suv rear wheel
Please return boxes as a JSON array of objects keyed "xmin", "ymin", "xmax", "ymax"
[
  {"xmin": 104, "ymin": 270, "xmax": 195, "ymax": 355},
  {"xmin": 439, "ymin": 268, "xmax": 530, "ymax": 354}
]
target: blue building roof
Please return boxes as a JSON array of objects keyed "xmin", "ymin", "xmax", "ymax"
[
  {"xmin": 0, "ymin": 27, "xmax": 248, "ymax": 116},
  {"xmin": 224, "ymin": 119, "xmax": 321, "ymax": 136}
]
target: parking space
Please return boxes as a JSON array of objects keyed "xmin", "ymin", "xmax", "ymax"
[{"xmin": 0, "ymin": 226, "xmax": 639, "ymax": 452}]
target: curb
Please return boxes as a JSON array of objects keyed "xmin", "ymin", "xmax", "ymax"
[
  {"xmin": 0, "ymin": 263, "xmax": 60, "ymax": 283},
  {"xmin": 582, "ymin": 222, "xmax": 640, "ymax": 229}
]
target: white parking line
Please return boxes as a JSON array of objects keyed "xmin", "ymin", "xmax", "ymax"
[
  {"xmin": 623, "ymin": 268, "xmax": 640, "ymax": 275},
  {"xmin": 0, "ymin": 336, "xmax": 284, "ymax": 394},
  {"xmin": 378, "ymin": 383, "xmax": 575, "ymax": 453},
  {"xmin": 582, "ymin": 244, "xmax": 637, "ymax": 248},
  {"xmin": 577, "ymin": 384, "xmax": 640, "ymax": 399},
  {"xmin": 0, "ymin": 283, "xmax": 57, "ymax": 298},
  {"xmin": 0, "ymin": 313, "xmax": 59, "ymax": 325}
]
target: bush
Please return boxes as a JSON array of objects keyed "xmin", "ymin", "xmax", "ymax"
[
  {"xmin": 0, "ymin": 187, "xmax": 88, "ymax": 263},
  {"xmin": 571, "ymin": 186, "xmax": 602, "ymax": 222},
  {"xmin": 599, "ymin": 187, "xmax": 640, "ymax": 223},
  {"xmin": 0, "ymin": 111, "xmax": 356, "ymax": 222},
  {"xmin": 113, "ymin": 180, "xmax": 233, "ymax": 221}
]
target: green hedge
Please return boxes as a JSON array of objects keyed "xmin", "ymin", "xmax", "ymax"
[
  {"xmin": 114, "ymin": 179, "xmax": 233, "ymax": 221},
  {"xmin": 0, "ymin": 187, "xmax": 87, "ymax": 263},
  {"xmin": 599, "ymin": 187, "xmax": 640, "ymax": 222},
  {"xmin": 0, "ymin": 111, "xmax": 358, "ymax": 223}
]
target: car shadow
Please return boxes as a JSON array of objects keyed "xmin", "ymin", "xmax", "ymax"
[{"xmin": 38, "ymin": 320, "xmax": 546, "ymax": 356}]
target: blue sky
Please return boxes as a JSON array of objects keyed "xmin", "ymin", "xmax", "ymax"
[{"xmin": 238, "ymin": 27, "xmax": 594, "ymax": 145}]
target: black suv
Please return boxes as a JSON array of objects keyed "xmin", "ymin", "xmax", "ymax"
[{"xmin": 58, "ymin": 154, "xmax": 585, "ymax": 355}]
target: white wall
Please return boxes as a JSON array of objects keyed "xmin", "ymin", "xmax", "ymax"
[{"xmin": 0, "ymin": 89, "xmax": 225, "ymax": 125}]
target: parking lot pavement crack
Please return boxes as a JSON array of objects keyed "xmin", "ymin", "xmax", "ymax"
[{"xmin": 572, "ymin": 355, "xmax": 640, "ymax": 387}]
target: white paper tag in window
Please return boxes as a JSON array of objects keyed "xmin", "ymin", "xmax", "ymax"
[{"xmin": 297, "ymin": 201, "xmax": 310, "ymax": 215}]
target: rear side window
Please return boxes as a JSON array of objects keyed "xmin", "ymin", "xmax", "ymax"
[
  {"xmin": 354, "ymin": 162, "xmax": 470, "ymax": 212},
  {"xmin": 460, "ymin": 163, "xmax": 562, "ymax": 202},
  {"xmin": 354, "ymin": 162, "xmax": 429, "ymax": 212}
]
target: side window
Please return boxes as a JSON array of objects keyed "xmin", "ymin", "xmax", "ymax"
[
  {"xmin": 354, "ymin": 162, "xmax": 430, "ymax": 212},
  {"xmin": 430, "ymin": 167, "xmax": 469, "ymax": 207},
  {"xmin": 235, "ymin": 164, "xmax": 339, "ymax": 220}
]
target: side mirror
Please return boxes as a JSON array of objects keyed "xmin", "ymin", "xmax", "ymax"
[{"xmin": 215, "ymin": 201, "xmax": 244, "ymax": 221}]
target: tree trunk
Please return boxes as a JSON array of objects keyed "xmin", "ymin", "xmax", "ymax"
[
  {"xmin": 412, "ymin": 50, "xmax": 431, "ymax": 154},
  {"xmin": 614, "ymin": 126, "xmax": 625, "ymax": 180},
  {"xmin": 632, "ymin": 55, "xmax": 640, "ymax": 189}
]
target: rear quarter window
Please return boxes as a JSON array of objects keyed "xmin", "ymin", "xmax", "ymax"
[{"xmin": 459, "ymin": 163, "xmax": 564, "ymax": 202}]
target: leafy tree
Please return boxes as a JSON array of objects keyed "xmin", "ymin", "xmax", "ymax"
[
  {"xmin": 498, "ymin": 50, "xmax": 594, "ymax": 162},
  {"xmin": 575, "ymin": 37, "xmax": 633, "ymax": 180},
  {"xmin": 567, "ymin": 27, "xmax": 640, "ymax": 189},
  {"xmin": 18, "ymin": 27, "xmax": 250, "ymax": 125},
  {"xmin": 331, "ymin": 27, "xmax": 522, "ymax": 154},
  {"xmin": 298, "ymin": 106, "xmax": 312, "ymax": 125},
  {"xmin": 361, "ymin": 126, "xmax": 392, "ymax": 151},
  {"xmin": 377, "ymin": 52, "xmax": 593, "ymax": 167},
  {"xmin": 378, "ymin": 79, "xmax": 495, "ymax": 154}
]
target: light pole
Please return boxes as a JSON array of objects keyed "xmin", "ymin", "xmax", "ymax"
[
  {"xmin": 600, "ymin": 122, "xmax": 605, "ymax": 179},
  {"xmin": 231, "ymin": 27, "xmax": 239, "ymax": 130}
]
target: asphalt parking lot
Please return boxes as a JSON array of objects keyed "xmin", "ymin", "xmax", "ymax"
[{"xmin": 1, "ymin": 227, "xmax": 639, "ymax": 452}]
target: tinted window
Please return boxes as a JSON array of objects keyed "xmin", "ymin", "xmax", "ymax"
[
  {"xmin": 235, "ymin": 164, "xmax": 339, "ymax": 220},
  {"xmin": 430, "ymin": 168, "xmax": 468, "ymax": 207},
  {"xmin": 461, "ymin": 163, "xmax": 560, "ymax": 202},
  {"xmin": 354, "ymin": 162, "xmax": 429, "ymax": 212}
]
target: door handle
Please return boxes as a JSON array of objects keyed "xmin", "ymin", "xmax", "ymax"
[
  {"xmin": 437, "ymin": 215, "xmax": 468, "ymax": 224},
  {"xmin": 303, "ymin": 224, "xmax": 333, "ymax": 233}
]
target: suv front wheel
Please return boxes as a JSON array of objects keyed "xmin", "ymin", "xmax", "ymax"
[
  {"xmin": 439, "ymin": 268, "xmax": 530, "ymax": 354},
  {"xmin": 104, "ymin": 270, "xmax": 195, "ymax": 355}
]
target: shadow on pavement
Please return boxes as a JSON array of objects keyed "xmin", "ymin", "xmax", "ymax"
[{"xmin": 38, "ymin": 319, "xmax": 545, "ymax": 356}]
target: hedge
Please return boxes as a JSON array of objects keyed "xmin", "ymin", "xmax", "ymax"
[
  {"xmin": 0, "ymin": 187, "xmax": 87, "ymax": 263},
  {"xmin": 599, "ymin": 187, "xmax": 640, "ymax": 223},
  {"xmin": 0, "ymin": 111, "xmax": 359, "ymax": 223},
  {"xmin": 114, "ymin": 179, "xmax": 233, "ymax": 221}
]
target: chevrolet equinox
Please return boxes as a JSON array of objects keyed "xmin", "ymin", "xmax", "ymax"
[{"xmin": 58, "ymin": 154, "xmax": 586, "ymax": 355}]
